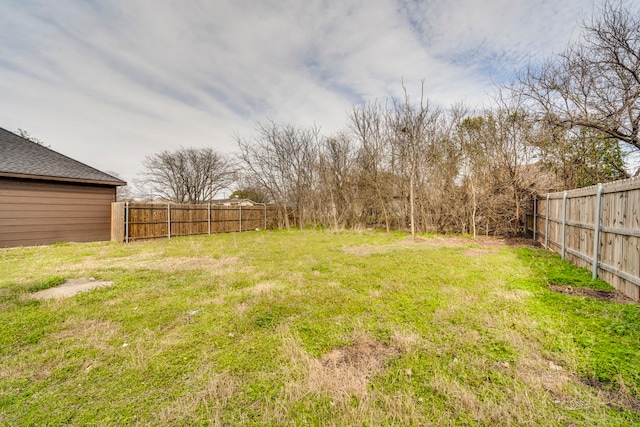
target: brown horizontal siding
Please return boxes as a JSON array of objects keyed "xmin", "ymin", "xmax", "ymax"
[
  {"xmin": 0, "ymin": 208, "xmax": 109, "ymax": 220},
  {"xmin": 0, "ymin": 179, "xmax": 116, "ymax": 247},
  {"xmin": 1, "ymin": 233, "xmax": 110, "ymax": 248},
  {"xmin": 2, "ymin": 229, "xmax": 111, "ymax": 244},
  {"xmin": 0, "ymin": 193, "xmax": 111, "ymax": 207},
  {"xmin": 0, "ymin": 180, "xmax": 118, "ymax": 195},
  {"xmin": 0, "ymin": 181, "xmax": 118, "ymax": 196},
  {"xmin": 1, "ymin": 216, "xmax": 110, "ymax": 226}
]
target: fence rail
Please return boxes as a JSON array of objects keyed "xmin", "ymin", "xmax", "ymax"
[
  {"xmin": 525, "ymin": 176, "xmax": 640, "ymax": 301},
  {"xmin": 111, "ymin": 201, "xmax": 277, "ymax": 242}
]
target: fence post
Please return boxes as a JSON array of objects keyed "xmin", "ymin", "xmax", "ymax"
[
  {"xmin": 208, "ymin": 203, "xmax": 211, "ymax": 235},
  {"xmin": 592, "ymin": 183, "xmax": 603, "ymax": 278},
  {"xmin": 125, "ymin": 201, "xmax": 129, "ymax": 243},
  {"xmin": 264, "ymin": 204, "xmax": 267, "ymax": 230},
  {"xmin": 532, "ymin": 196, "xmax": 537, "ymax": 241},
  {"xmin": 167, "ymin": 204, "xmax": 171, "ymax": 239},
  {"xmin": 239, "ymin": 204, "xmax": 242, "ymax": 232},
  {"xmin": 545, "ymin": 194, "xmax": 550, "ymax": 249},
  {"xmin": 561, "ymin": 191, "xmax": 567, "ymax": 259}
]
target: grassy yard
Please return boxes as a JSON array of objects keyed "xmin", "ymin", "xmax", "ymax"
[{"xmin": 1, "ymin": 230, "xmax": 639, "ymax": 426}]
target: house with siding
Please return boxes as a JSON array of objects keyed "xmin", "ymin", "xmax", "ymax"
[{"xmin": 0, "ymin": 127, "xmax": 126, "ymax": 247}]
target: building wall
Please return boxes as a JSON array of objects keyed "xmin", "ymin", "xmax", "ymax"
[{"xmin": 0, "ymin": 178, "xmax": 116, "ymax": 248}]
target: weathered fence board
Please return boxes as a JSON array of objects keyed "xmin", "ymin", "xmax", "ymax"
[
  {"xmin": 526, "ymin": 176, "xmax": 640, "ymax": 301},
  {"xmin": 111, "ymin": 202, "xmax": 277, "ymax": 242}
]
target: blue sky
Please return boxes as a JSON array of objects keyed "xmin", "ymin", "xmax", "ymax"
[{"xmin": 0, "ymin": 0, "xmax": 613, "ymax": 184}]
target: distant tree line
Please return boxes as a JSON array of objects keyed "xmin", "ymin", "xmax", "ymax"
[{"xmin": 133, "ymin": 0, "xmax": 637, "ymax": 236}]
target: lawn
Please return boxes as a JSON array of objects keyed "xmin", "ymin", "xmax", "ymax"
[{"xmin": 1, "ymin": 230, "xmax": 639, "ymax": 426}]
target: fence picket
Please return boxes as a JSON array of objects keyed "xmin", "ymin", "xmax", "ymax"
[
  {"xmin": 526, "ymin": 176, "xmax": 640, "ymax": 301},
  {"xmin": 592, "ymin": 184, "xmax": 603, "ymax": 279},
  {"xmin": 111, "ymin": 201, "xmax": 276, "ymax": 243}
]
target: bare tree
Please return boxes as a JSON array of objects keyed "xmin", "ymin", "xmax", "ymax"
[
  {"xmin": 236, "ymin": 120, "xmax": 319, "ymax": 229},
  {"xmin": 519, "ymin": 0, "xmax": 640, "ymax": 173},
  {"xmin": 449, "ymin": 89, "xmax": 539, "ymax": 236},
  {"xmin": 349, "ymin": 102, "xmax": 395, "ymax": 232},
  {"xmin": 390, "ymin": 81, "xmax": 441, "ymax": 238},
  {"xmin": 424, "ymin": 106, "xmax": 464, "ymax": 234},
  {"xmin": 17, "ymin": 128, "xmax": 49, "ymax": 147},
  {"xmin": 104, "ymin": 170, "xmax": 133, "ymax": 201},
  {"xmin": 456, "ymin": 113, "xmax": 487, "ymax": 236},
  {"xmin": 317, "ymin": 132, "xmax": 358, "ymax": 229},
  {"xmin": 135, "ymin": 147, "xmax": 236, "ymax": 203}
]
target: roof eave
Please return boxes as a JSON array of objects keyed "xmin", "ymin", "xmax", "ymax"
[{"xmin": 0, "ymin": 172, "xmax": 127, "ymax": 187}]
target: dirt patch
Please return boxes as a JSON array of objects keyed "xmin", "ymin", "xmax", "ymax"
[
  {"xmin": 549, "ymin": 285, "xmax": 635, "ymax": 304},
  {"xmin": 308, "ymin": 339, "xmax": 400, "ymax": 398},
  {"xmin": 503, "ymin": 237, "xmax": 543, "ymax": 248},
  {"xmin": 30, "ymin": 278, "xmax": 114, "ymax": 300}
]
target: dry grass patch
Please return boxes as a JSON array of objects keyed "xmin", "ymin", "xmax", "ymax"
[
  {"xmin": 1, "ymin": 318, "xmax": 122, "ymax": 382},
  {"xmin": 491, "ymin": 288, "xmax": 533, "ymax": 302},
  {"xmin": 463, "ymin": 248, "xmax": 500, "ymax": 257},
  {"xmin": 279, "ymin": 328, "xmax": 402, "ymax": 403},
  {"xmin": 341, "ymin": 244, "xmax": 390, "ymax": 256},
  {"xmin": 414, "ymin": 235, "xmax": 541, "ymax": 250},
  {"xmin": 46, "ymin": 318, "xmax": 122, "ymax": 350},
  {"xmin": 428, "ymin": 358, "xmax": 568, "ymax": 426},
  {"xmin": 342, "ymin": 236, "xmax": 524, "ymax": 257},
  {"xmin": 509, "ymin": 349, "xmax": 632, "ymax": 417},
  {"xmin": 309, "ymin": 338, "xmax": 401, "ymax": 398},
  {"xmin": 60, "ymin": 255, "xmax": 239, "ymax": 274},
  {"xmin": 157, "ymin": 370, "xmax": 237, "ymax": 425},
  {"xmin": 248, "ymin": 281, "xmax": 279, "ymax": 296},
  {"xmin": 341, "ymin": 240, "xmax": 428, "ymax": 256},
  {"xmin": 390, "ymin": 330, "xmax": 423, "ymax": 353},
  {"xmin": 516, "ymin": 353, "xmax": 573, "ymax": 396},
  {"xmin": 583, "ymin": 376, "xmax": 640, "ymax": 414},
  {"xmin": 434, "ymin": 286, "xmax": 480, "ymax": 314},
  {"xmin": 235, "ymin": 302, "xmax": 249, "ymax": 315}
]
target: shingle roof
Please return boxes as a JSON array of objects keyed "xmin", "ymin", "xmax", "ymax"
[{"xmin": 0, "ymin": 127, "xmax": 126, "ymax": 186}]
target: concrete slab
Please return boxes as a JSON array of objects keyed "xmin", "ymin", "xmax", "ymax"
[{"xmin": 31, "ymin": 278, "xmax": 114, "ymax": 300}]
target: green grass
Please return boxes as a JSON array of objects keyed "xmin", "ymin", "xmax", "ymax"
[{"xmin": 1, "ymin": 230, "xmax": 639, "ymax": 426}]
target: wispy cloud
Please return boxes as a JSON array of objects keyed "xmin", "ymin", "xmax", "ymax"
[{"xmin": 0, "ymin": 0, "xmax": 601, "ymax": 182}]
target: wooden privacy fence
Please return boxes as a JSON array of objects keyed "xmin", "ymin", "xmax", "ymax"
[
  {"xmin": 525, "ymin": 176, "xmax": 640, "ymax": 301},
  {"xmin": 111, "ymin": 201, "xmax": 277, "ymax": 242}
]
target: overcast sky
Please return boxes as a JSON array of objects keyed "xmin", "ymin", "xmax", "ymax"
[{"xmin": 0, "ymin": 0, "xmax": 617, "ymax": 185}]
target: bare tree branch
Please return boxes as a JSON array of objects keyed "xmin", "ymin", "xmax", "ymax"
[
  {"xmin": 519, "ymin": 0, "xmax": 640, "ymax": 157},
  {"xmin": 135, "ymin": 147, "xmax": 236, "ymax": 203}
]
